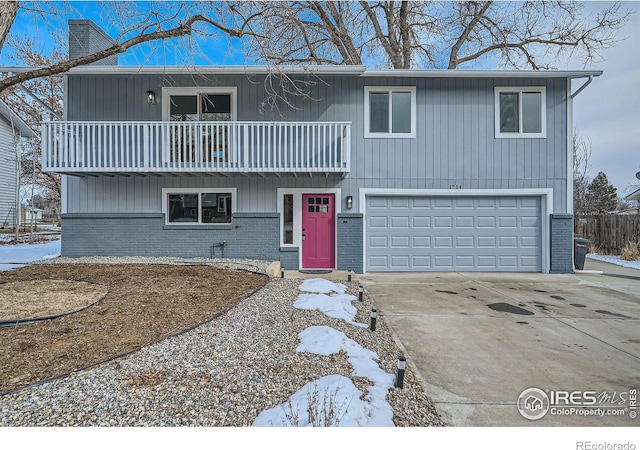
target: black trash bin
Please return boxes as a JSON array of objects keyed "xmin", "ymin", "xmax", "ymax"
[{"xmin": 574, "ymin": 237, "xmax": 590, "ymax": 270}]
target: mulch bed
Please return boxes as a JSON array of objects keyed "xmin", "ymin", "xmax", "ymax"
[{"xmin": 0, "ymin": 264, "xmax": 267, "ymax": 394}]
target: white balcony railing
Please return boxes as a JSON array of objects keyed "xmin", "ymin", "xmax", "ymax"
[{"xmin": 42, "ymin": 121, "xmax": 351, "ymax": 174}]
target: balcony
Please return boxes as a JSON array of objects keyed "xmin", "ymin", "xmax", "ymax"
[{"xmin": 41, "ymin": 121, "xmax": 351, "ymax": 176}]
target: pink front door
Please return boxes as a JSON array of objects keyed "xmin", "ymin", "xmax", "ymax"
[{"xmin": 302, "ymin": 194, "xmax": 335, "ymax": 269}]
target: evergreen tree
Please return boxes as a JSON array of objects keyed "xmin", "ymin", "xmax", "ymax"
[{"xmin": 587, "ymin": 172, "xmax": 618, "ymax": 213}]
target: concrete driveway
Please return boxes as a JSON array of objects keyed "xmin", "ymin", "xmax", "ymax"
[{"xmin": 360, "ymin": 260, "xmax": 640, "ymax": 426}]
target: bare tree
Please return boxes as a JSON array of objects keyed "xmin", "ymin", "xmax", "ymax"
[
  {"xmin": 573, "ymin": 131, "xmax": 592, "ymax": 216},
  {"xmin": 0, "ymin": 1, "xmax": 18, "ymax": 53},
  {"xmin": 0, "ymin": 38, "xmax": 64, "ymax": 219},
  {"xmin": 229, "ymin": 1, "xmax": 630, "ymax": 69}
]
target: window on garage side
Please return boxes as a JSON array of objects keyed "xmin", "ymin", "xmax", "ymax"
[
  {"xmin": 165, "ymin": 189, "xmax": 234, "ymax": 224},
  {"xmin": 495, "ymin": 87, "xmax": 546, "ymax": 138},
  {"xmin": 365, "ymin": 86, "xmax": 416, "ymax": 138}
]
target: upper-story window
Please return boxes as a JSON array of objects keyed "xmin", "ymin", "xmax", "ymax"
[
  {"xmin": 162, "ymin": 87, "xmax": 237, "ymax": 121},
  {"xmin": 364, "ymin": 86, "xmax": 416, "ymax": 138},
  {"xmin": 495, "ymin": 87, "xmax": 546, "ymax": 138}
]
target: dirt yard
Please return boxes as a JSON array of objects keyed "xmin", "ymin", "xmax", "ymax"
[{"xmin": 0, "ymin": 264, "xmax": 267, "ymax": 394}]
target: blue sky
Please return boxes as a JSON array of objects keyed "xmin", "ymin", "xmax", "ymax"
[{"xmin": 3, "ymin": 1, "xmax": 639, "ymax": 196}]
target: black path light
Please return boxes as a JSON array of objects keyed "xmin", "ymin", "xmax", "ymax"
[
  {"xmin": 369, "ymin": 309, "xmax": 377, "ymax": 331},
  {"xmin": 348, "ymin": 269, "xmax": 352, "ymax": 282},
  {"xmin": 358, "ymin": 285, "xmax": 364, "ymax": 302},
  {"xmin": 395, "ymin": 356, "xmax": 407, "ymax": 389},
  {"xmin": 281, "ymin": 267, "xmax": 285, "ymax": 278}
]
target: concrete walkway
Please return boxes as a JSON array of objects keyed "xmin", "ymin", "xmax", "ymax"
[{"xmin": 360, "ymin": 261, "xmax": 640, "ymax": 426}]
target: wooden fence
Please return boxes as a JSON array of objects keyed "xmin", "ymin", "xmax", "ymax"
[{"xmin": 574, "ymin": 214, "xmax": 640, "ymax": 254}]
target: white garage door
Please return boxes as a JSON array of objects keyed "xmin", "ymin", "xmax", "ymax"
[{"xmin": 366, "ymin": 196, "xmax": 542, "ymax": 272}]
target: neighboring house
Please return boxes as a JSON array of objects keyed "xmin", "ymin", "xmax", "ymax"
[
  {"xmin": 0, "ymin": 99, "xmax": 36, "ymax": 228},
  {"xmin": 40, "ymin": 21, "xmax": 602, "ymax": 273},
  {"xmin": 21, "ymin": 206, "xmax": 43, "ymax": 223},
  {"xmin": 625, "ymin": 187, "xmax": 640, "ymax": 205}
]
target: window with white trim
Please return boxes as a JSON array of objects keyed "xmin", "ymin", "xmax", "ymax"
[
  {"xmin": 163, "ymin": 188, "xmax": 236, "ymax": 224},
  {"xmin": 495, "ymin": 87, "xmax": 546, "ymax": 138},
  {"xmin": 364, "ymin": 86, "xmax": 416, "ymax": 138}
]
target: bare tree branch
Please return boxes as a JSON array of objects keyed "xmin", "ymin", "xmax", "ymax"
[
  {"xmin": 0, "ymin": 1, "xmax": 18, "ymax": 52},
  {"xmin": 0, "ymin": 12, "xmax": 260, "ymax": 93},
  {"xmin": 231, "ymin": 1, "xmax": 631, "ymax": 70}
]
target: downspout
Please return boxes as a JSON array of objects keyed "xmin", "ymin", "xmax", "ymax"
[
  {"xmin": 568, "ymin": 74, "xmax": 592, "ymax": 273},
  {"xmin": 570, "ymin": 75, "xmax": 593, "ymax": 99}
]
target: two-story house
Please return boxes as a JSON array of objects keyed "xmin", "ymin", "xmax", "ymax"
[{"xmin": 42, "ymin": 20, "xmax": 601, "ymax": 273}]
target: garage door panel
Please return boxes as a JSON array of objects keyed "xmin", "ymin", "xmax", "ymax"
[
  {"xmin": 390, "ymin": 216, "xmax": 410, "ymax": 228},
  {"xmin": 369, "ymin": 236, "xmax": 388, "ymax": 248},
  {"xmin": 412, "ymin": 255, "xmax": 431, "ymax": 268},
  {"xmin": 477, "ymin": 216, "xmax": 497, "ymax": 228},
  {"xmin": 434, "ymin": 236, "xmax": 453, "ymax": 248},
  {"xmin": 477, "ymin": 255, "xmax": 497, "ymax": 268},
  {"xmin": 366, "ymin": 195, "xmax": 542, "ymax": 272},
  {"xmin": 368, "ymin": 197, "xmax": 388, "ymax": 209},
  {"xmin": 456, "ymin": 216, "xmax": 474, "ymax": 228},
  {"xmin": 455, "ymin": 198, "xmax": 474, "ymax": 208},
  {"xmin": 520, "ymin": 216, "xmax": 539, "ymax": 228},
  {"xmin": 412, "ymin": 216, "xmax": 431, "ymax": 228},
  {"xmin": 477, "ymin": 236, "xmax": 497, "ymax": 248},
  {"xmin": 499, "ymin": 216, "xmax": 517, "ymax": 228},
  {"xmin": 390, "ymin": 236, "xmax": 410, "ymax": 248},
  {"xmin": 520, "ymin": 236, "xmax": 538, "ymax": 247},
  {"xmin": 390, "ymin": 197, "xmax": 410, "ymax": 208},
  {"xmin": 455, "ymin": 236, "xmax": 474, "ymax": 247},
  {"xmin": 498, "ymin": 236, "xmax": 517, "ymax": 247},
  {"xmin": 412, "ymin": 236, "xmax": 431, "ymax": 247},
  {"xmin": 369, "ymin": 216, "xmax": 388, "ymax": 228},
  {"xmin": 390, "ymin": 255, "xmax": 410, "ymax": 268},
  {"xmin": 412, "ymin": 198, "xmax": 432, "ymax": 208},
  {"xmin": 434, "ymin": 198, "xmax": 453, "ymax": 208},
  {"xmin": 455, "ymin": 255, "xmax": 475, "ymax": 268}
]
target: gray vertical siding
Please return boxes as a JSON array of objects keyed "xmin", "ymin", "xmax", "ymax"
[
  {"xmin": 65, "ymin": 73, "xmax": 569, "ymax": 214},
  {"xmin": 0, "ymin": 118, "xmax": 17, "ymax": 226}
]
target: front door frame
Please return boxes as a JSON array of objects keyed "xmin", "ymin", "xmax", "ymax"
[{"xmin": 277, "ymin": 188, "xmax": 341, "ymax": 269}]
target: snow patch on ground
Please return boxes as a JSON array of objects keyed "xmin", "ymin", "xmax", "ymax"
[
  {"xmin": 299, "ymin": 278, "xmax": 347, "ymax": 294},
  {"xmin": 254, "ymin": 325, "xmax": 395, "ymax": 427},
  {"xmin": 587, "ymin": 253, "xmax": 640, "ymax": 270},
  {"xmin": 252, "ymin": 374, "xmax": 368, "ymax": 426},
  {"xmin": 294, "ymin": 293, "xmax": 367, "ymax": 328},
  {"xmin": 0, "ymin": 239, "xmax": 61, "ymax": 272}
]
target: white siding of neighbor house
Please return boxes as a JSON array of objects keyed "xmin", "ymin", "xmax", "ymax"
[
  {"xmin": 0, "ymin": 116, "xmax": 18, "ymax": 227},
  {"xmin": 63, "ymin": 74, "xmax": 569, "ymax": 215}
]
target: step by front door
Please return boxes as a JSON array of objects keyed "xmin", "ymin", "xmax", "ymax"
[{"xmin": 301, "ymin": 194, "xmax": 335, "ymax": 269}]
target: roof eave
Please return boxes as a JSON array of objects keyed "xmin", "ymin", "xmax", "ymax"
[
  {"xmin": 1, "ymin": 65, "xmax": 603, "ymax": 79},
  {"xmin": 625, "ymin": 187, "xmax": 640, "ymax": 202}
]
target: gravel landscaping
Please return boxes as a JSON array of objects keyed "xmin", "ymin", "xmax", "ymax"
[{"xmin": 0, "ymin": 257, "xmax": 444, "ymax": 427}]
